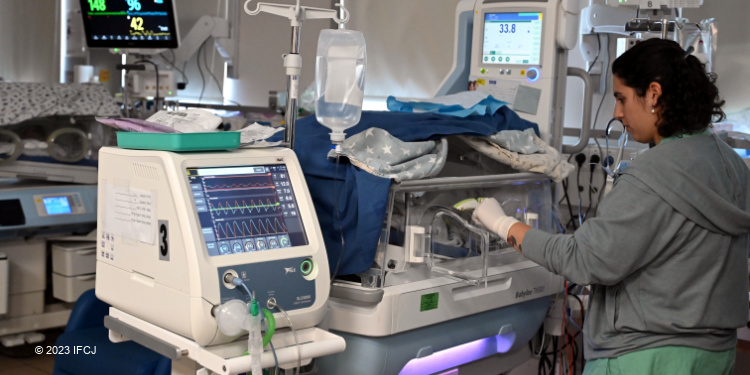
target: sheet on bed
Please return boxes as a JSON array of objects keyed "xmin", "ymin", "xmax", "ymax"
[{"xmin": 294, "ymin": 107, "xmax": 539, "ymax": 276}]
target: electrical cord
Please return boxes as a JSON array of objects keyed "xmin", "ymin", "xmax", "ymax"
[
  {"xmin": 561, "ymin": 154, "xmax": 578, "ymax": 231},
  {"xmin": 574, "ymin": 154, "xmax": 586, "ymax": 227},
  {"xmin": 263, "ymin": 319, "xmax": 279, "ymax": 375},
  {"xmin": 160, "ymin": 50, "xmax": 189, "ymax": 87},
  {"xmin": 530, "ymin": 328, "xmax": 547, "ymax": 357},
  {"xmin": 267, "ymin": 301, "xmax": 301, "ymax": 375},
  {"xmin": 202, "ymin": 38, "xmax": 226, "ymax": 100},
  {"xmin": 550, "ymin": 207, "xmax": 568, "ymax": 234},
  {"xmin": 197, "ymin": 40, "xmax": 208, "ymax": 103},
  {"xmin": 585, "ymin": 34, "xmax": 611, "ymax": 219},
  {"xmin": 569, "ymin": 294, "xmax": 585, "ymax": 328},
  {"xmin": 586, "ymin": 33, "xmax": 601, "ymax": 74},
  {"xmin": 583, "ymin": 154, "xmax": 601, "ymax": 219},
  {"xmin": 133, "ymin": 59, "xmax": 160, "ymax": 108}
]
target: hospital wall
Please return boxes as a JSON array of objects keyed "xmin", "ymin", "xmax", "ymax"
[
  {"xmin": 0, "ymin": 0, "xmax": 748, "ymax": 117},
  {"xmin": 0, "ymin": 0, "xmax": 60, "ymax": 83},
  {"xmin": 341, "ymin": 0, "xmax": 750, "ymax": 121}
]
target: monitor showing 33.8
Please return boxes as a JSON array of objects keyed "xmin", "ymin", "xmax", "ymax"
[
  {"xmin": 186, "ymin": 165, "xmax": 309, "ymax": 257},
  {"xmin": 79, "ymin": 0, "xmax": 179, "ymax": 49},
  {"xmin": 482, "ymin": 12, "xmax": 543, "ymax": 66}
]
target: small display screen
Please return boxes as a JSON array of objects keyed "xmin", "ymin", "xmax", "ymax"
[
  {"xmin": 79, "ymin": 0, "xmax": 179, "ymax": 49},
  {"xmin": 187, "ymin": 165, "xmax": 309, "ymax": 257},
  {"xmin": 42, "ymin": 196, "xmax": 73, "ymax": 215},
  {"xmin": 482, "ymin": 12, "xmax": 543, "ymax": 65}
]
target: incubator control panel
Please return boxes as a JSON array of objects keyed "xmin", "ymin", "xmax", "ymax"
[
  {"xmin": 481, "ymin": 12, "xmax": 543, "ymax": 66},
  {"xmin": 33, "ymin": 192, "xmax": 87, "ymax": 217}
]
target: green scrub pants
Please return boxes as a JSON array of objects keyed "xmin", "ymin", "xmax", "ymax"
[{"xmin": 582, "ymin": 346, "xmax": 735, "ymax": 375}]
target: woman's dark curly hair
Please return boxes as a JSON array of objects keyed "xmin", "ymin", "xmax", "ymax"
[{"xmin": 611, "ymin": 38, "xmax": 725, "ymax": 138}]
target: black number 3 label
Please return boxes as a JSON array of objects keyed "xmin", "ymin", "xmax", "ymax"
[{"xmin": 158, "ymin": 220, "xmax": 169, "ymax": 261}]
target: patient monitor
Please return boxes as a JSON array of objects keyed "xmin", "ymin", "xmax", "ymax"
[{"xmin": 95, "ymin": 147, "xmax": 330, "ymax": 346}]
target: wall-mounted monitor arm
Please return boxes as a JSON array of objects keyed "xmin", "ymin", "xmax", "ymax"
[{"xmin": 171, "ymin": 13, "xmax": 240, "ymax": 79}]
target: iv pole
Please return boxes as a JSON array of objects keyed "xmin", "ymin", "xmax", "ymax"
[{"xmin": 244, "ymin": 0, "xmax": 349, "ymax": 149}]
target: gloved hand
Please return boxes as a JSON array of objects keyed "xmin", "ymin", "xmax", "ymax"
[{"xmin": 472, "ymin": 198, "xmax": 520, "ymax": 242}]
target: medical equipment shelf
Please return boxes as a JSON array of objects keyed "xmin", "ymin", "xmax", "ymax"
[{"xmin": 106, "ymin": 307, "xmax": 345, "ymax": 375}]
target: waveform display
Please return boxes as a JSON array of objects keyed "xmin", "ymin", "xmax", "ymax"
[
  {"xmin": 216, "ymin": 218, "xmax": 288, "ymax": 239},
  {"xmin": 128, "ymin": 11, "xmax": 169, "ymax": 16},
  {"xmin": 210, "ymin": 199, "xmax": 280, "ymax": 216},
  {"xmin": 204, "ymin": 174, "xmax": 276, "ymax": 193},
  {"xmin": 86, "ymin": 11, "xmax": 168, "ymax": 16}
]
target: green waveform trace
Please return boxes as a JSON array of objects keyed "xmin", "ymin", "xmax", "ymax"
[
  {"xmin": 211, "ymin": 200, "xmax": 281, "ymax": 215},
  {"xmin": 87, "ymin": 12, "xmax": 128, "ymax": 16}
]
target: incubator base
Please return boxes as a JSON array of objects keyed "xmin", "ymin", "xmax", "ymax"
[
  {"xmin": 318, "ymin": 296, "xmax": 550, "ymax": 375},
  {"xmin": 327, "ymin": 260, "xmax": 560, "ymax": 337}
]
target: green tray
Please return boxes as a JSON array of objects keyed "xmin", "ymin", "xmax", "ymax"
[{"xmin": 116, "ymin": 132, "xmax": 240, "ymax": 151}]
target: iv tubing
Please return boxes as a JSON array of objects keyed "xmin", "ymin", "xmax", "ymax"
[{"xmin": 330, "ymin": 154, "xmax": 346, "ymax": 281}]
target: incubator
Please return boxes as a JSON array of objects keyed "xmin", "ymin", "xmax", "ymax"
[
  {"xmin": 0, "ymin": 82, "xmax": 120, "ymax": 184},
  {"xmin": 320, "ymin": 161, "xmax": 563, "ymax": 373},
  {"xmin": 316, "ymin": 0, "xmax": 581, "ymax": 372},
  {"xmin": 0, "ymin": 180, "xmax": 97, "ymax": 344}
]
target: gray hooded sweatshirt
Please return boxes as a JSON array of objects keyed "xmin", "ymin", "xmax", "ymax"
[{"xmin": 523, "ymin": 132, "xmax": 750, "ymax": 360}]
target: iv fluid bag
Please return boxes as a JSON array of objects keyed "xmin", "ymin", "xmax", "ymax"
[{"xmin": 315, "ymin": 29, "xmax": 366, "ymax": 142}]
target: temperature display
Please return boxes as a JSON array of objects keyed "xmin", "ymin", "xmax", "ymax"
[
  {"xmin": 482, "ymin": 12, "xmax": 543, "ymax": 66},
  {"xmin": 186, "ymin": 165, "xmax": 309, "ymax": 257},
  {"xmin": 79, "ymin": 0, "xmax": 179, "ymax": 49}
]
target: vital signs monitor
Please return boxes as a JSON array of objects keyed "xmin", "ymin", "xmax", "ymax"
[
  {"xmin": 79, "ymin": 0, "xmax": 180, "ymax": 49},
  {"xmin": 95, "ymin": 147, "xmax": 330, "ymax": 346}
]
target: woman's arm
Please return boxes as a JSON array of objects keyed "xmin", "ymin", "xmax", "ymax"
[{"xmin": 507, "ymin": 222, "xmax": 531, "ymax": 253}]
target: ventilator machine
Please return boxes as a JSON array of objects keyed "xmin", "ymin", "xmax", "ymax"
[{"xmin": 95, "ymin": 146, "xmax": 345, "ymax": 374}]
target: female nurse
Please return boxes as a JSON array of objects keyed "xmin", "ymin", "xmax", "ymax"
[{"xmin": 474, "ymin": 38, "xmax": 750, "ymax": 374}]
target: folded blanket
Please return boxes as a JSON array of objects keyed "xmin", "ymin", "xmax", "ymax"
[
  {"xmin": 386, "ymin": 91, "xmax": 508, "ymax": 118},
  {"xmin": 327, "ymin": 128, "xmax": 447, "ymax": 182},
  {"xmin": 459, "ymin": 131, "xmax": 575, "ymax": 182}
]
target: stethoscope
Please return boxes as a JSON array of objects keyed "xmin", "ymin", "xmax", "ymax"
[{"xmin": 604, "ymin": 118, "xmax": 629, "ymax": 178}]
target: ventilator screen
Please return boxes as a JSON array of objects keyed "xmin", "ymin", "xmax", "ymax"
[{"xmin": 186, "ymin": 164, "xmax": 309, "ymax": 257}]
